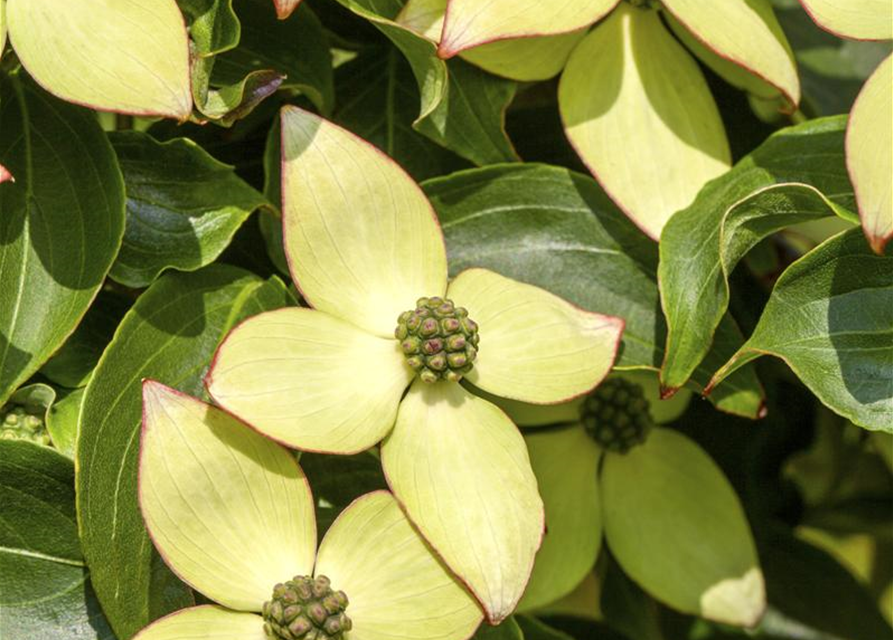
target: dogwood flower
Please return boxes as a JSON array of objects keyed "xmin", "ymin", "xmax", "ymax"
[
  {"xmin": 398, "ymin": 0, "xmax": 800, "ymax": 239},
  {"xmin": 497, "ymin": 371, "xmax": 766, "ymax": 627},
  {"xmin": 134, "ymin": 381, "xmax": 483, "ymax": 640},
  {"xmin": 202, "ymin": 106, "xmax": 624, "ymax": 622}
]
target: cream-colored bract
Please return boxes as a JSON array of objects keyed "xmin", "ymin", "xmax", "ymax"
[
  {"xmin": 381, "ymin": 381, "xmax": 545, "ymax": 623},
  {"xmin": 438, "ymin": 0, "xmax": 618, "ymax": 57},
  {"xmin": 847, "ymin": 54, "xmax": 892, "ymax": 255},
  {"xmin": 560, "ymin": 4, "xmax": 731, "ymax": 240},
  {"xmin": 518, "ymin": 427, "xmax": 602, "ymax": 612},
  {"xmin": 280, "ymin": 106, "xmax": 448, "ymax": 338},
  {"xmin": 601, "ymin": 429, "xmax": 766, "ymax": 626},
  {"xmin": 449, "ymin": 268, "xmax": 623, "ymax": 404},
  {"xmin": 6, "ymin": 0, "xmax": 191, "ymax": 119},
  {"xmin": 660, "ymin": 0, "xmax": 800, "ymax": 106},
  {"xmin": 315, "ymin": 492, "xmax": 484, "ymax": 640},
  {"xmin": 0, "ymin": 0, "xmax": 6, "ymax": 63},
  {"xmin": 133, "ymin": 606, "xmax": 268, "ymax": 640},
  {"xmin": 398, "ymin": 0, "xmax": 585, "ymax": 81},
  {"xmin": 800, "ymin": 0, "xmax": 893, "ymax": 40},
  {"xmin": 206, "ymin": 308, "xmax": 414, "ymax": 454},
  {"xmin": 139, "ymin": 382, "xmax": 317, "ymax": 611},
  {"xmin": 274, "ymin": 0, "xmax": 302, "ymax": 20}
]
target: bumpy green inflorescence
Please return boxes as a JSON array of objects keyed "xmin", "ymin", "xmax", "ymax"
[
  {"xmin": 0, "ymin": 405, "xmax": 50, "ymax": 445},
  {"xmin": 395, "ymin": 297, "xmax": 480, "ymax": 383},
  {"xmin": 262, "ymin": 575, "xmax": 351, "ymax": 640},
  {"xmin": 581, "ymin": 377, "xmax": 654, "ymax": 454}
]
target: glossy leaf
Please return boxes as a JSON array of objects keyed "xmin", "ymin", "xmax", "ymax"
[
  {"xmin": 212, "ymin": 1, "xmax": 334, "ymax": 114},
  {"xmin": 132, "ymin": 606, "xmax": 266, "ymax": 640},
  {"xmin": 280, "ymin": 106, "xmax": 447, "ymax": 337},
  {"xmin": 333, "ymin": 47, "xmax": 468, "ymax": 181},
  {"xmin": 519, "ymin": 427, "xmax": 602, "ymax": 612},
  {"xmin": 0, "ymin": 441, "xmax": 114, "ymax": 639},
  {"xmin": 334, "ymin": 0, "xmax": 518, "ymax": 165},
  {"xmin": 447, "ymin": 268, "xmax": 623, "ymax": 404},
  {"xmin": 315, "ymin": 491, "xmax": 484, "ymax": 640},
  {"xmin": 140, "ymin": 382, "xmax": 316, "ymax": 611},
  {"xmin": 109, "ymin": 132, "xmax": 268, "ymax": 288},
  {"xmin": 206, "ymin": 308, "xmax": 413, "ymax": 453},
  {"xmin": 711, "ymin": 229, "xmax": 893, "ymax": 431},
  {"xmin": 6, "ymin": 0, "xmax": 191, "ymax": 118},
  {"xmin": 848, "ymin": 54, "xmax": 892, "ymax": 254},
  {"xmin": 381, "ymin": 381, "xmax": 544, "ymax": 623},
  {"xmin": 424, "ymin": 163, "xmax": 765, "ymax": 418},
  {"xmin": 560, "ymin": 4, "xmax": 731, "ymax": 240},
  {"xmin": 602, "ymin": 429, "xmax": 765, "ymax": 625},
  {"xmin": 659, "ymin": 116, "xmax": 856, "ymax": 394},
  {"xmin": 0, "ymin": 74, "xmax": 125, "ymax": 406},
  {"xmin": 438, "ymin": 0, "xmax": 618, "ymax": 57},
  {"xmin": 77, "ymin": 266, "xmax": 291, "ymax": 639},
  {"xmin": 799, "ymin": 0, "xmax": 893, "ymax": 40},
  {"xmin": 660, "ymin": 0, "xmax": 800, "ymax": 106}
]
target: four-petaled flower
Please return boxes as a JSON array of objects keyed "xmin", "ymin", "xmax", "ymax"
[
  {"xmin": 203, "ymin": 106, "xmax": 625, "ymax": 621},
  {"xmin": 134, "ymin": 381, "xmax": 484, "ymax": 640}
]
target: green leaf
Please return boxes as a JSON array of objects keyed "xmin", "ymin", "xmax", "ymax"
[
  {"xmin": 334, "ymin": 0, "xmax": 518, "ymax": 165},
  {"xmin": 711, "ymin": 229, "xmax": 893, "ymax": 431},
  {"xmin": 423, "ymin": 163, "xmax": 765, "ymax": 417},
  {"xmin": 0, "ymin": 73, "xmax": 125, "ymax": 406},
  {"xmin": 76, "ymin": 265, "xmax": 292, "ymax": 639},
  {"xmin": 108, "ymin": 131, "xmax": 269, "ymax": 288},
  {"xmin": 213, "ymin": 1, "xmax": 334, "ymax": 114},
  {"xmin": 599, "ymin": 556, "xmax": 664, "ymax": 640},
  {"xmin": 47, "ymin": 387, "xmax": 85, "ymax": 459},
  {"xmin": 333, "ymin": 47, "xmax": 468, "ymax": 181},
  {"xmin": 472, "ymin": 617, "xmax": 524, "ymax": 640},
  {"xmin": 758, "ymin": 528, "xmax": 893, "ymax": 640},
  {"xmin": 516, "ymin": 616, "xmax": 574, "ymax": 640},
  {"xmin": 0, "ymin": 440, "xmax": 114, "ymax": 639},
  {"xmin": 41, "ymin": 290, "xmax": 131, "ymax": 389},
  {"xmin": 658, "ymin": 115, "xmax": 857, "ymax": 394},
  {"xmin": 178, "ymin": 0, "xmax": 240, "ymax": 57}
]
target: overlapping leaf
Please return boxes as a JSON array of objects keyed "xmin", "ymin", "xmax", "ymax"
[{"xmin": 659, "ymin": 116, "xmax": 857, "ymax": 394}]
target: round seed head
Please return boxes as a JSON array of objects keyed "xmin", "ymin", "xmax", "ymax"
[
  {"xmin": 581, "ymin": 377, "xmax": 654, "ymax": 454},
  {"xmin": 262, "ymin": 575, "xmax": 351, "ymax": 640}
]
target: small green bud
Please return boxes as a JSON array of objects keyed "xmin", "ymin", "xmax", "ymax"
[
  {"xmin": 263, "ymin": 575, "xmax": 351, "ymax": 640},
  {"xmin": 581, "ymin": 377, "xmax": 654, "ymax": 454},
  {"xmin": 395, "ymin": 296, "xmax": 480, "ymax": 383},
  {"xmin": 0, "ymin": 403, "xmax": 49, "ymax": 445}
]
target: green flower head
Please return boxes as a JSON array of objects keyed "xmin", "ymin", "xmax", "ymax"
[
  {"xmin": 133, "ymin": 382, "xmax": 483, "ymax": 640},
  {"xmin": 203, "ymin": 107, "xmax": 625, "ymax": 623}
]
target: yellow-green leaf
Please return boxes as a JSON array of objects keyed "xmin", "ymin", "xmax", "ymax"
[
  {"xmin": 381, "ymin": 381, "xmax": 544, "ymax": 623},
  {"xmin": 519, "ymin": 427, "xmax": 602, "ymax": 612},
  {"xmin": 6, "ymin": 0, "xmax": 192, "ymax": 118},
  {"xmin": 799, "ymin": 0, "xmax": 893, "ymax": 40},
  {"xmin": 438, "ymin": 0, "xmax": 619, "ymax": 57},
  {"xmin": 0, "ymin": 0, "xmax": 6, "ymax": 62},
  {"xmin": 660, "ymin": 0, "xmax": 800, "ymax": 106},
  {"xmin": 848, "ymin": 54, "xmax": 892, "ymax": 255},
  {"xmin": 315, "ymin": 491, "xmax": 484, "ymax": 640},
  {"xmin": 602, "ymin": 429, "xmax": 765, "ymax": 626},
  {"xmin": 207, "ymin": 308, "xmax": 413, "ymax": 454},
  {"xmin": 140, "ymin": 382, "xmax": 316, "ymax": 611},
  {"xmin": 559, "ymin": 4, "xmax": 731, "ymax": 239},
  {"xmin": 448, "ymin": 268, "xmax": 623, "ymax": 404},
  {"xmin": 398, "ymin": 0, "xmax": 585, "ymax": 81},
  {"xmin": 133, "ymin": 606, "xmax": 267, "ymax": 640},
  {"xmin": 280, "ymin": 106, "xmax": 448, "ymax": 338}
]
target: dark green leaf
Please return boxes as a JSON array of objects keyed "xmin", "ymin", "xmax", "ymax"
[
  {"xmin": 711, "ymin": 229, "xmax": 892, "ymax": 431},
  {"xmin": 77, "ymin": 265, "xmax": 292, "ymax": 639},
  {"xmin": 0, "ymin": 73, "xmax": 125, "ymax": 406},
  {"xmin": 333, "ymin": 0, "xmax": 518, "ymax": 165},
  {"xmin": 214, "ymin": 1, "xmax": 334, "ymax": 114},
  {"xmin": 108, "ymin": 131, "xmax": 269, "ymax": 288},
  {"xmin": 516, "ymin": 615, "xmax": 574, "ymax": 640},
  {"xmin": 0, "ymin": 441, "xmax": 115, "ymax": 639},
  {"xmin": 472, "ymin": 617, "xmax": 524, "ymax": 640},
  {"xmin": 424, "ymin": 163, "xmax": 765, "ymax": 417},
  {"xmin": 600, "ymin": 557, "xmax": 664, "ymax": 640},
  {"xmin": 334, "ymin": 47, "xmax": 468, "ymax": 181},
  {"xmin": 658, "ymin": 116, "xmax": 857, "ymax": 395}
]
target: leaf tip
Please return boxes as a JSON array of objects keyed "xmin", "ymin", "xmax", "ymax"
[{"xmin": 0, "ymin": 164, "xmax": 14, "ymax": 183}]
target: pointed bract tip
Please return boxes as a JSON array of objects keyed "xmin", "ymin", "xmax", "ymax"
[{"xmin": 659, "ymin": 384, "xmax": 679, "ymax": 400}]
